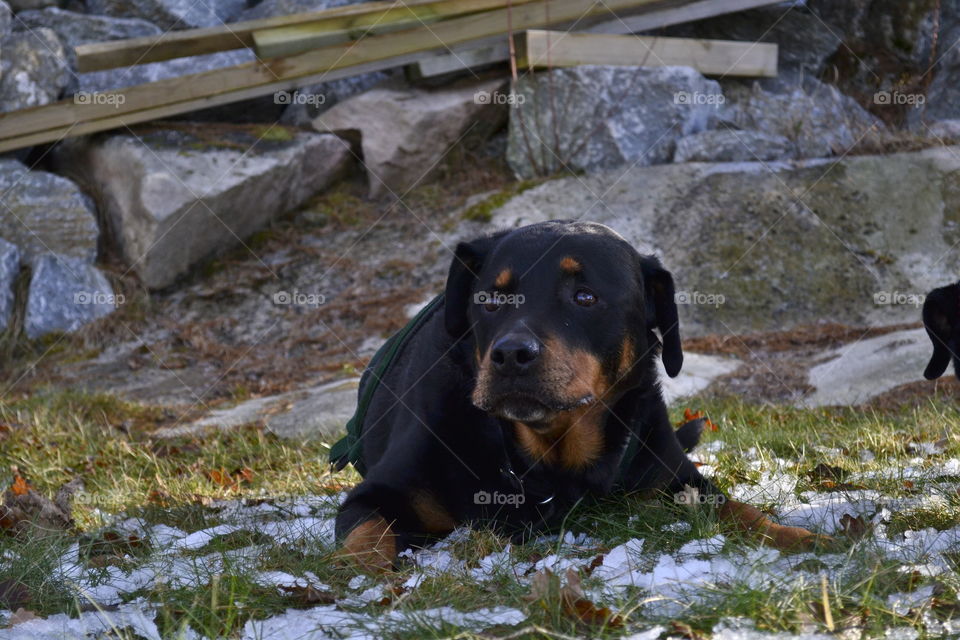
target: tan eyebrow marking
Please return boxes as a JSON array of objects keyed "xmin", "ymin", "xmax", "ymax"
[
  {"xmin": 560, "ymin": 256, "xmax": 582, "ymax": 273},
  {"xmin": 494, "ymin": 268, "xmax": 512, "ymax": 288}
]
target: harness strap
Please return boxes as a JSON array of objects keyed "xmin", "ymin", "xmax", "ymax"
[{"xmin": 329, "ymin": 294, "xmax": 445, "ymax": 476}]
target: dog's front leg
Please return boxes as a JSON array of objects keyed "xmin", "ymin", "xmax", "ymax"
[
  {"xmin": 717, "ymin": 499, "xmax": 832, "ymax": 551},
  {"xmin": 335, "ymin": 479, "xmax": 458, "ymax": 573}
]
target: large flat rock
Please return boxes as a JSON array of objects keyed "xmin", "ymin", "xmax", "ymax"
[
  {"xmin": 803, "ymin": 329, "xmax": 931, "ymax": 407},
  {"xmin": 58, "ymin": 126, "xmax": 351, "ymax": 289},
  {"xmin": 481, "ymin": 146, "xmax": 960, "ymax": 335}
]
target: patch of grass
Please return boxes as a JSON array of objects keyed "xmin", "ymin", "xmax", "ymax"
[
  {"xmin": 3, "ymin": 389, "xmax": 960, "ymax": 637},
  {"xmin": 462, "ymin": 179, "xmax": 542, "ymax": 222},
  {"xmin": 0, "ymin": 389, "xmax": 348, "ymax": 532}
]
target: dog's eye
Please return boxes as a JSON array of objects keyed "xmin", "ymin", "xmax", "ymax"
[
  {"xmin": 574, "ymin": 289, "xmax": 596, "ymax": 307},
  {"xmin": 483, "ymin": 296, "xmax": 500, "ymax": 312}
]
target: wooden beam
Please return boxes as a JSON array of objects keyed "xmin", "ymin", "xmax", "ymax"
[
  {"xmin": 411, "ymin": 0, "xmax": 782, "ymax": 77},
  {"xmin": 74, "ymin": 0, "xmax": 539, "ymax": 72},
  {"xmin": 252, "ymin": 0, "xmax": 536, "ymax": 59},
  {"xmin": 519, "ymin": 30, "xmax": 778, "ymax": 77},
  {"xmin": 0, "ymin": 0, "xmax": 678, "ymax": 150}
]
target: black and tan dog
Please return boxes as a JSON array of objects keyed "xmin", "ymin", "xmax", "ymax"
[
  {"xmin": 334, "ymin": 220, "xmax": 824, "ymax": 571},
  {"xmin": 923, "ymin": 282, "xmax": 960, "ymax": 381}
]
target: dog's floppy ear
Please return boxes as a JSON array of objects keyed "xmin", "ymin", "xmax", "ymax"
[
  {"xmin": 640, "ymin": 255, "xmax": 683, "ymax": 378},
  {"xmin": 444, "ymin": 232, "xmax": 506, "ymax": 338},
  {"xmin": 923, "ymin": 284, "xmax": 959, "ymax": 380}
]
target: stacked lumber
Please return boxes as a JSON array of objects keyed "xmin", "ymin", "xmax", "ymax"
[{"xmin": 0, "ymin": 0, "xmax": 782, "ymax": 153}]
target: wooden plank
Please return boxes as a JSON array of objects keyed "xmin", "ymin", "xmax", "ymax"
[
  {"xmin": 519, "ymin": 30, "xmax": 778, "ymax": 77},
  {"xmin": 411, "ymin": 0, "xmax": 782, "ymax": 77},
  {"xmin": 0, "ymin": 0, "xmax": 675, "ymax": 146},
  {"xmin": 75, "ymin": 0, "xmax": 538, "ymax": 72},
  {"xmin": 0, "ymin": 49, "xmax": 445, "ymax": 152},
  {"xmin": 252, "ymin": 0, "xmax": 534, "ymax": 59}
]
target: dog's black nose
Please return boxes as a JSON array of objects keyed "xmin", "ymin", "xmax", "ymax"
[{"xmin": 491, "ymin": 335, "xmax": 541, "ymax": 375}]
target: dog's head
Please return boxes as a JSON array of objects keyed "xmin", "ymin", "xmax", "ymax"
[
  {"xmin": 444, "ymin": 220, "xmax": 682, "ymax": 428},
  {"xmin": 923, "ymin": 282, "xmax": 960, "ymax": 380}
]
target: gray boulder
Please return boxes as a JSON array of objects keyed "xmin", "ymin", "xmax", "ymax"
[
  {"xmin": 84, "ymin": 0, "xmax": 245, "ymax": 30},
  {"xmin": 0, "ymin": 238, "xmax": 19, "ymax": 331},
  {"xmin": 58, "ymin": 125, "xmax": 352, "ymax": 289},
  {"xmin": 16, "ymin": 7, "xmax": 161, "ymax": 48},
  {"xmin": 479, "ymin": 145, "xmax": 960, "ymax": 335},
  {"xmin": 24, "ymin": 253, "xmax": 115, "ymax": 339},
  {"xmin": 0, "ymin": 28, "xmax": 71, "ymax": 111},
  {"xmin": 79, "ymin": 49, "xmax": 253, "ymax": 94},
  {"xmin": 673, "ymin": 129, "xmax": 795, "ymax": 163},
  {"xmin": 237, "ymin": 0, "xmax": 362, "ymax": 21},
  {"xmin": 926, "ymin": 119, "xmax": 960, "ymax": 142},
  {"xmin": 314, "ymin": 77, "xmax": 507, "ymax": 199},
  {"xmin": 0, "ymin": 159, "xmax": 99, "ymax": 265},
  {"xmin": 0, "ymin": 2, "xmax": 10, "ymax": 38},
  {"xmin": 662, "ymin": 5, "xmax": 842, "ymax": 83},
  {"xmin": 506, "ymin": 65, "xmax": 723, "ymax": 179},
  {"xmin": 917, "ymin": 20, "xmax": 960, "ymax": 124},
  {"xmin": 719, "ymin": 79, "xmax": 884, "ymax": 159},
  {"xmin": 7, "ymin": 0, "xmax": 56, "ymax": 11}
]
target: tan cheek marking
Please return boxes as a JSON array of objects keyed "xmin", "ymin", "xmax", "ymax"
[
  {"xmin": 718, "ymin": 499, "xmax": 833, "ymax": 551},
  {"xmin": 617, "ymin": 336, "xmax": 635, "ymax": 380},
  {"xmin": 560, "ymin": 256, "xmax": 582, "ymax": 273},
  {"xmin": 339, "ymin": 516, "xmax": 397, "ymax": 573},
  {"xmin": 411, "ymin": 490, "xmax": 457, "ymax": 534},
  {"xmin": 569, "ymin": 347, "xmax": 607, "ymax": 399},
  {"xmin": 494, "ymin": 268, "xmax": 512, "ymax": 289}
]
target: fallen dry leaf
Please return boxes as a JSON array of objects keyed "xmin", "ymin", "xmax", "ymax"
[
  {"xmin": 1, "ymin": 477, "xmax": 83, "ymax": 535},
  {"xmin": 525, "ymin": 568, "xmax": 622, "ymax": 628},
  {"xmin": 277, "ymin": 584, "xmax": 336, "ymax": 606},
  {"xmin": 839, "ymin": 513, "xmax": 872, "ymax": 540},
  {"xmin": 10, "ymin": 475, "xmax": 29, "ymax": 497},
  {"xmin": 669, "ymin": 620, "xmax": 708, "ymax": 640},
  {"xmin": 206, "ymin": 467, "xmax": 255, "ymax": 491}
]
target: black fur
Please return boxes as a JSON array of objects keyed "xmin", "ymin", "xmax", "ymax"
[{"xmin": 923, "ymin": 282, "xmax": 960, "ymax": 380}]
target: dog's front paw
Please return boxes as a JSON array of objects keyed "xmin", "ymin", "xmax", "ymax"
[
  {"xmin": 763, "ymin": 523, "xmax": 834, "ymax": 552},
  {"xmin": 336, "ymin": 516, "xmax": 398, "ymax": 574},
  {"xmin": 719, "ymin": 499, "xmax": 833, "ymax": 552}
]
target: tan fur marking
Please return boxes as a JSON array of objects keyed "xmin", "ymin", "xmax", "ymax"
[
  {"xmin": 719, "ymin": 499, "xmax": 833, "ymax": 551},
  {"xmin": 617, "ymin": 336, "xmax": 635, "ymax": 379},
  {"xmin": 339, "ymin": 517, "xmax": 397, "ymax": 573},
  {"xmin": 494, "ymin": 268, "xmax": 512, "ymax": 289},
  {"xmin": 411, "ymin": 490, "xmax": 456, "ymax": 534},
  {"xmin": 560, "ymin": 256, "xmax": 582, "ymax": 273},
  {"xmin": 537, "ymin": 336, "xmax": 608, "ymax": 402},
  {"xmin": 514, "ymin": 402, "xmax": 606, "ymax": 470}
]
